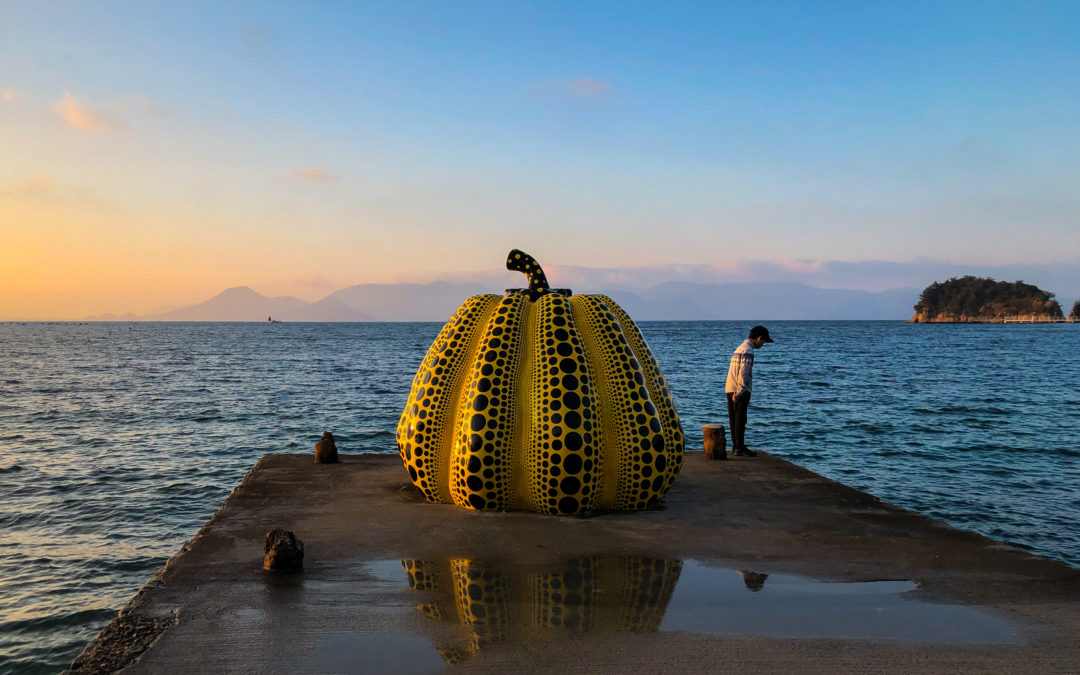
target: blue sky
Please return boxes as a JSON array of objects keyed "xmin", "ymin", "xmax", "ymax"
[{"xmin": 2, "ymin": 1, "xmax": 1079, "ymax": 316}]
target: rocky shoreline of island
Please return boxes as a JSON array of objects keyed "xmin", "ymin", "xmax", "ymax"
[
  {"xmin": 908, "ymin": 276, "xmax": 1078, "ymax": 324},
  {"xmin": 909, "ymin": 312, "xmax": 1073, "ymax": 324}
]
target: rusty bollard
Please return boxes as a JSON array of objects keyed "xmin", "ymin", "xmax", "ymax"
[
  {"xmin": 264, "ymin": 528, "xmax": 304, "ymax": 572},
  {"xmin": 315, "ymin": 431, "xmax": 338, "ymax": 463},
  {"xmin": 703, "ymin": 424, "xmax": 727, "ymax": 460}
]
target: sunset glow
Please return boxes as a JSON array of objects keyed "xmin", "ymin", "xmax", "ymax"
[{"xmin": 3, "ymin": 2, "xmax": 1079, "ymax": 319}]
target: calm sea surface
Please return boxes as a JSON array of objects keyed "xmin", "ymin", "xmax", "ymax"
[{"xmin": 1, "ymin": 320, "xmax": 1078, "ymax": 672}]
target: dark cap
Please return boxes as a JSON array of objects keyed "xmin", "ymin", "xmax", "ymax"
[{"xmin": 749, "ymin": 325, "xmax": 774, "ymax": 343}]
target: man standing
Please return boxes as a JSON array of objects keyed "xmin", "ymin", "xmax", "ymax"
[{"xmin": 725, "ymin": 325, "xmax": 773, "ymax": 457}]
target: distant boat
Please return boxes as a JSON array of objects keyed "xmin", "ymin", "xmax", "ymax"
[{"xmin": 268, "ymin": 316, "xmax": 282, "ymax": 324}]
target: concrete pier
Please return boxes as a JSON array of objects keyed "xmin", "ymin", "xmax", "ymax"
[{"xmin": 71, "ymin": 453, "xmax": 1080, "ymax": 673}]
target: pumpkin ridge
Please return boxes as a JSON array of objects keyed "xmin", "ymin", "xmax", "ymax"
[
  {"xmin": 514, "ymin": 297, "xmax": 539, "ymax": 511},
  {"xmin": 598, "ymin": 296, "xmax": 685, "ymax": 492},
  {"xmin": 397, "ymin": 305, "xmax": 454, "ymax": 498},
  {"xmin": 398, "ymin": 294, "xmax": 501, "ymax": 503},
  {"xmin": 450, "ymin": 293, "xmax": 529, "ymax": 510},
  {"xmin": 570, "ymin": 295, "xmax": 668, "ymax": 510},
  {"xmin": 528, "ymin": 293, "xmax": 601, "ymax": 515},
  {"xmin": 567, "ymin": 296, "xmax": 617, "ymax": 509}
]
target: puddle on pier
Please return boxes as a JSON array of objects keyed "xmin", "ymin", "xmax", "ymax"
[{"xmin": 322, "ymin": 556, "xmax": 1022, "ymax": 669}]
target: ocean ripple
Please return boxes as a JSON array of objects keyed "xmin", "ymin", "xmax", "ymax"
[{"xmin": 0, "ymin": 320, "xmax": 1078, "ymax": 673}]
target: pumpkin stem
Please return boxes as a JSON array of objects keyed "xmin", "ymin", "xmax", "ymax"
[{"xmin": 506, "ymin": 249, "xmax": 552, "ymax": 296}]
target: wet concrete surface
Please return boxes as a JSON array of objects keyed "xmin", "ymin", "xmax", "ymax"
[{"xmin": 70, "ymin": 452, "xmax": 1080, "ymax": 673}]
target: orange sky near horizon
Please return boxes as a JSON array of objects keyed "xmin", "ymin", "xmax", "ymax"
[{"xmin": 4, "ymin": 4, "xmax": 1080, "ymax": 320}]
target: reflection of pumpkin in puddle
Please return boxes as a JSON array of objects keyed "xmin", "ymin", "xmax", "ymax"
[
  {"xmin": 402, "ymin": 557, "xmax": 683, "ymax": 665},
  {"xmin": 397, "ymin": 249, "xmax": 685, "ymax": 515}
]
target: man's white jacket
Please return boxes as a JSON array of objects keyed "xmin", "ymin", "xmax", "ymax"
[{"xmin": 725, "ymin": 339, "xmax": 755, "ymax": 396}]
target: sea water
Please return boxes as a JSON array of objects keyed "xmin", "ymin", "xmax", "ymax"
[{"xmin": 1, "ymin": 320, "xmax": 1078, "ymax": 673}]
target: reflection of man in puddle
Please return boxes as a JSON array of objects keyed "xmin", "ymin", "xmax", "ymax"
[{"xmin": 738, "ymin": 570, "xmax": 768, "ymax": 591}]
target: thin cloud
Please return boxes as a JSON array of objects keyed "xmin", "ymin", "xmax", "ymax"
[
  {"xmin": 567, "ymin": 77, "xmax": 610, "ymax": 97},
  {"xmin": 53, "ymin": 93, "xmax": 126, "ymax": 131},
  {"xmin": 50, "ymin": 92, "xmax": 166, "ymax": 131},
  {"xmin": 950, "ymin": 136, "xmax": 1009, "ymax": 169},
  {"xmin": 0, "ymin": 173, "xmax": 56, "ymax": 197},
  {"xmin": 530, "ymin": 77, "xmax": 613, "ymax": 101},
  {"xmin": 256, "ymin": 276, "xmax": 345, "ymax": 300},
  {"xmin": 114, "ymin": 94, "xmax": 169, "ymax": 117},
  {"xmin": 290, "ymin": 167, "xmax": 339, "ymax": 184},
  {"xmin": 242, "ymin": 24, "xmax": 278, "ymax": 47},
  {"xmin": 538, "ymin": 259, "xmax": 1080, "ymax": 298},
  {"xmin": 0, "ymin": 173, "xmax": 113, "ymax": 210}
]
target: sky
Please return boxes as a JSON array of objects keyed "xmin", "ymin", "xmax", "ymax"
[{"xmin": 2, "ymin": 1, "xmax": 1080, "ymax": 319}]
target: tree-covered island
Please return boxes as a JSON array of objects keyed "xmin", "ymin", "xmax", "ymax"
[
  {"xmin": 909, "ymin": 276, "xmax": 1064, "ymax": 323},
  {"xmin": 1071, "ymin": 300, "xmax": 1080, "ymax": 322}
]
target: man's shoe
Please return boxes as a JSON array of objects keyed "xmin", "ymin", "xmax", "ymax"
[{"xmin": 731, "ymin": 447, "xmax": 758, "ymax": 457}]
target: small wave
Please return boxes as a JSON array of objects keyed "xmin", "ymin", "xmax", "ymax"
[
  {"xmin": 4, "ymin": 319, "xmax": 1080, "ymax": 672},
  {"xmin": 939, "ymin": 404, "xmax": 1010, "ymax": 416},
  {"xmin": 848, "ymin": 421, "xmax": 894, "ymax": 434},
  {"xmin": 1012, "ymin": 446, "xmax": 1080, "ymax": 459},
  {"xmin": 353, "ymin": 429, "xmax": 395, "ymax": 438},
  {"xmin": 0, "ymin": 607, "xmax": 116, "ymax": 634},
  {"xmin": 874, "ymin": 449, "xmax": 903, "ymax": 457},
  {"xmin": 96, "ymin": 555, "xmax": 167, "ymax": 574},
  {"xmin": 1, "ymin": 512, "xmax": 40, "ymax": 528},
  {"xmin": 910, "ymin": 425, "xmax": 945, "ymax": 434}
]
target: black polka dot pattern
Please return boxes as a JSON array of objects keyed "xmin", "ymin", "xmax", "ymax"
[
  {"xmin": 526, "ymin": 293, "xmax": 602, "ymax": 515},
  {"xmin": 506, "ymin": 249, "xmax": 552, "ymax": 299},
  {"xmin": 570, "ymin": 295, "xmax": 673, "ymax": 511},
  {"xmin": 450, "ymin": 560, "xmax": 512, "ymax": 630},
  {"xmin": 396, "ymin": 284, "xmax": 685, "ymax": 514},
  {"xmin": 450, "ymin": 293, "xmax": 528, "ymax": 511},
  {"xmin": 401, "ymin": 559, "xmax": 445, "ymax": 594},
  {"xmin": 599, "ymin": 296, "xmax": 685, "ymax": 492},
  {"xmin": 616, "ymin": 557, "xmax": 684, "ymax": 632},
  {"xmin": 397, "ymin": 294, "xmax": 500, "ymax": 503},
  {"xmin": 401, "ymin": 559, "xmax": 482, "ymax": 665},
  {"xmin": 530, "ymin": 557, "xmax": 599, "ymax": 630}
]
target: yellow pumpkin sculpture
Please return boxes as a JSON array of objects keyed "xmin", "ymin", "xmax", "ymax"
[{"xmin": 397, "ymin": 249, "xmax": 684, "ymax": 515}]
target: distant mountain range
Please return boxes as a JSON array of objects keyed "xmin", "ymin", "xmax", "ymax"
[{"xmin": 87, "ymin": 281, "xmax": 919, "ymax": 321}]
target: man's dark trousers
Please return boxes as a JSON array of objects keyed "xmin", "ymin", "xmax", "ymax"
[{"xmin": 726, "ymin": 392, "xmax": 751, "ymax": 451}]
